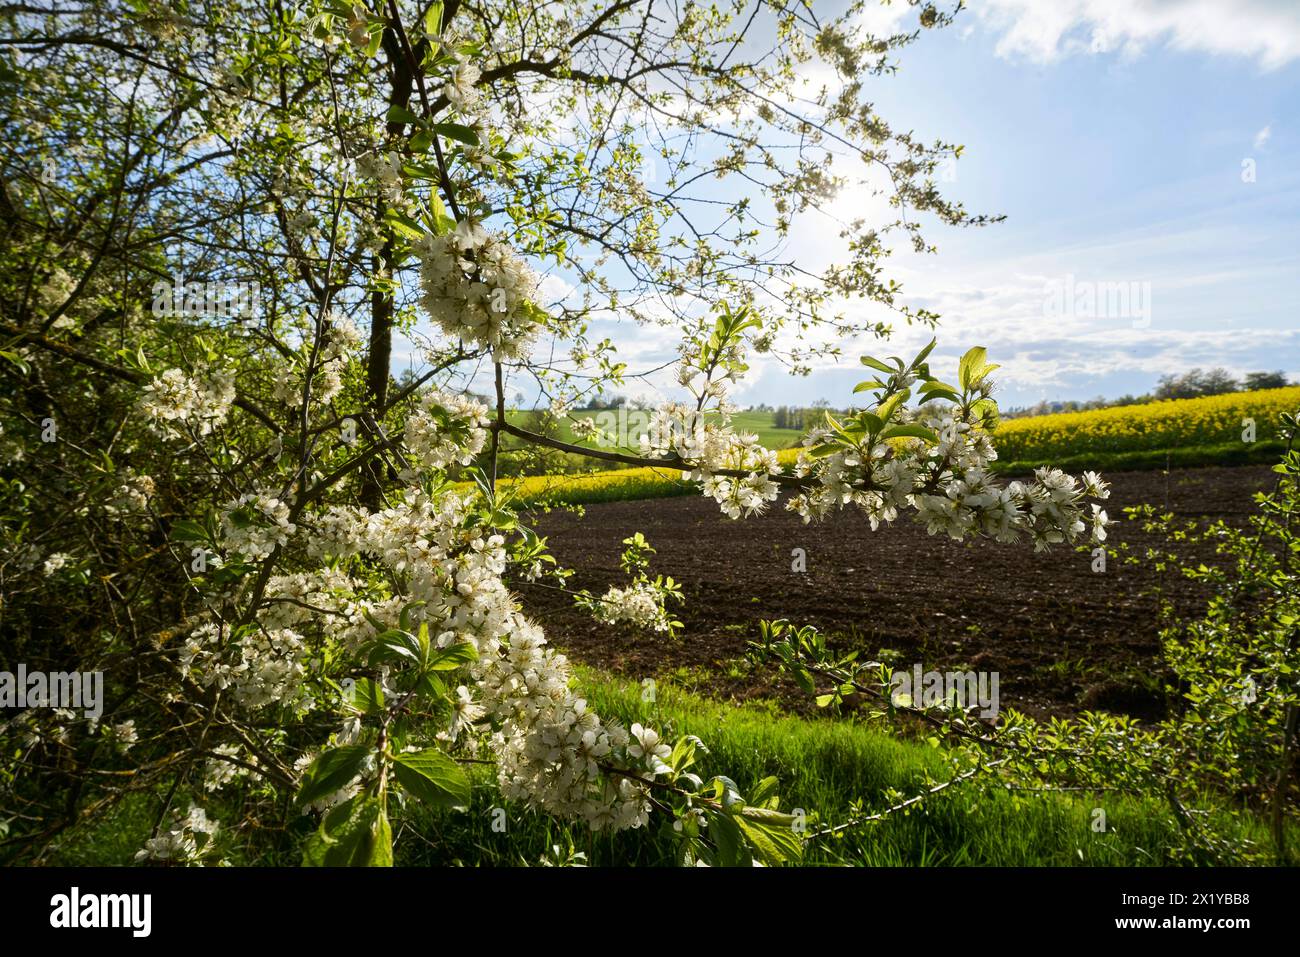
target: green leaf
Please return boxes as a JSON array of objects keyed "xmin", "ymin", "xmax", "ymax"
[
  {"xmin": 970, "ymin": 397, "xmax": 1000, "ymax": 428},
  {"xmin": 912, "ymin": 338, "xmax": 937, "ymax": 369},
  {"xmin": 735, "ymin": 807, "xmax": 804, "ymax": 866},
  {"xmin": 748, "ymin": 775, "xmax": 779, "ymax": 807},
  {"xmin": 393, "ymin": 748, "xmax": 472, "ymax": 809},
  {"xmin": 415, "ymin": 672, "xmax": 448, "ymax": 705},
  {"xmin": 852, "ymin": 379, "xmax": 885, "ymax": 393},
  {"xmin": 365, "ymin": 628, "xmax": 423, "ymax": 667},
  {"xmin": 344, "ymin": 677, "xmax": 385, "ymax": 715},
  {"xmin": 431, "ymin": 122, "xmax": 479, "ymax": 146},
  {"xmin": 0, "ymin": 350, "xmax": 31, "ymax": 376},
  {"xmin": 296, "ymin": 745, "xmax": 371, "ymax": 807},
  {"xmin": 859, "ymin": 355, "xmax": 896, "ymax": 374},
  {"xmin": 857, "ymin": 410, "xmax": 884, "ymax": 434},
  {"xmin": 409, "ymin": 129, "xmax": 432, "ymax": 153},
  {"xmin": 709, "ymin": 810, "xmax": 750, "ymax": 867},
  {"xmin": 792, "ymin": 665, "xmax": 816, "ymax": 695},
  {"xmin": 302, "ymin": 795, "xmax": 392, "ymax": 867},
  {"xmin": 386, "ymin": 105, "xmax": 422, "ymax": 126},
  {"xmin": 384, "ymin": 209, "xmax": 425, "ymax": 240},
  {"xmin": 398, "ymin": 602, "xmax": 427, "ymax": 633},
  {"xmin": 368, "ymin": 805, "xmax": 393, "ymax": 866},
  {"xmin": 711, "ymin": 775, "xmax": 745, "ymax": 809},
  {"xmin": 881, "ymin": 424, "xmax": 940, "ymax": 443},
  {"xmin": 875, "ymin": 390, "xmax": 907, "ymax": 424},
  {"xmin": 958, "ymin": 346, "xmax": 986, "ymax": 390},
  {"xmin": 170, "ymin": 519, "xmax": 208, "ymax": 544},
  {"xmin": 425, "ymin": 641, "xmax": 478, "ymax": 671},
  {"xmin": 919, "ymin": 379, "xmax": 959, "ymax": 400},
  {"xmin": 958, "ymin": 347, "xmax": 999, "ymax": 391},
  {"xmin": 423, "ymin": 0, "xmax": 444, "ymax": 38}
]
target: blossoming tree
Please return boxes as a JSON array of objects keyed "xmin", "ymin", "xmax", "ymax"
[{"xmin": 0, "ymin": 0, "xmax": 1115, "ymax": 866}]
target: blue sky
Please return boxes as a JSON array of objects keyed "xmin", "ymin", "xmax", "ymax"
[
  {"xmin": 811, "ymin": 0, "xmax": 1300, "ymax": 410},
  {"xmin": 420, "ymin": 0, "xmax": 1300, "ymax": 411}
]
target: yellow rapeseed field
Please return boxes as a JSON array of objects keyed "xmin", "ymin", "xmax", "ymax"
[
  {"xmin": 992, "ymin": 386, "xmax": 1300, "ymax": 462},
  {"xmin": 475, "ymin": 390, "xmax": 1300, "ymax": 506},
  {"xmin": 483, "ymin": 447, "xmax": 804, "ymax": 506}
]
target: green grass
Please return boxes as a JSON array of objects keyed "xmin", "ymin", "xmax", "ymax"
[
  {"xmin": 37, "ymin": 666, "xmax": 1288, "ymax": 866},
  {"xmin": 396, "ymin": 668, "xmax": 1285, "ymax": 866},
  {"xmin": 728, "ymin": 410, "xmax": 806, "ymax": 449}
]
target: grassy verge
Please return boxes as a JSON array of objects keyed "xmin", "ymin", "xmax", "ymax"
[
  {"xmin": 39, "ymin": 667, "xmax": 1287, "ymax": 866},
  {"xmin": 398, "ymin": 668, "xmax": 1285, "ymax": 866}
]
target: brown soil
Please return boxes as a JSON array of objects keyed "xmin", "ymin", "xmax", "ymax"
[{"xmin": 519, "ymin": 465, "xmax": 1276, "ymax": 721}]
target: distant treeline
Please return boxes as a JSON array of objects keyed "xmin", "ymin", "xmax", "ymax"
[
  {"xmin": 1001, "ymin": 369, "xmax": 1292, "ymax": 420},
  {"xmin": 747, "ymin": 402, "xmax": 837, "ymax": 430},
  {"xmin": 500, "ymin": 367, "xmax": 1292, "ymax": 431}
]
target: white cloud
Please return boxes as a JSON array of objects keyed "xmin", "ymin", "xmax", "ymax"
[
  {"xmin": 724, "ymin": 199, "xmax": 1300, "ymax": 408},
  {"xmin": 974, "ymin": 0, "xmax": 1300, "ymax": 70},
  {"xmin": 1254, "ymin": 124, "xmax": 1273, "ymax": 149},
  {"xmin": 855, "ymin": 1, "xmax": 914, "ymax": 37}
]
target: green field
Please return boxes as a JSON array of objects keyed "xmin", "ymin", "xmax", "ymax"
[{"xmin": 505, "ymin": 408, "xmax": 805, "ymax": 456}]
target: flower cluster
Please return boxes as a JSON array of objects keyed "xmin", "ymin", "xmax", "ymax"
[
  {"xmin": 106, "ymin": 471, "xmax": 156, "ymax": 517},
  {"xmin": 635, "ymin": 333, "xmax": 1110, "ymax": 551},
  {"xmin": 788, "ymin": 402, "xmax": 1111, "ymax": 550},
  {"xmin": 336, "ymin": 490, "xmax": 671, "ymax": 825},
  {"xmin": 42, "ymin": 551, "xmax": 72, "ymax": 576},
  {"xmin": 476, "ymin": 616, "xmax": 654, "ymax": 830},
  {"xmin": 204, "ymin": 744, "xmax": 253, "ymax": 792},
  {"xmin": 135, "ymin": 805, "xmax": 219, "ymax": 864},
  {"xmin": 403, "ymin": 389, "xmax": 491, "ymax": 472},
  {"xmin": 443, "ymin": 57, "xmax": 482, "ymax": 114},
  {"xmin": 138, "ymin": 366, "xmax": 236, "ymax": 438},
  {"xmin": 179, "ymin": 620, "xmax": 312, "ymax": 712},
  {"xmin": 414, "ymin": 222, "xmax": 541, "ymax": 359},
  {"xmin": 638, "ymin": 315, "xmax": 784, "ymax": 517},
  {"xmin": 105, "ymin": 719, "xmax": 138, "ymax": 752},
  {"xmin": 259, "ymin": 568, "xmax": 375, "ymax": 650},
  {"xmin": 189, "ymin": 476, "xmax": 674, "ymax": 831},
  {"xmin": 220, "ymin": 491, "xmax": 297, "ymax": 561},
  {"xmin": 588, "ymin": 580, "xmax": 678, "ymax": 634},
  {"xmin": 642, "ymin": 404, "xmax": 781, "ymax": 517},
  {"xmin": 355, "ymin": 150, "xmax": 404, "ymax": 203},
  {"xmin": 272, "ymin": 314, "xmax": 362, "ymax": 411}
]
